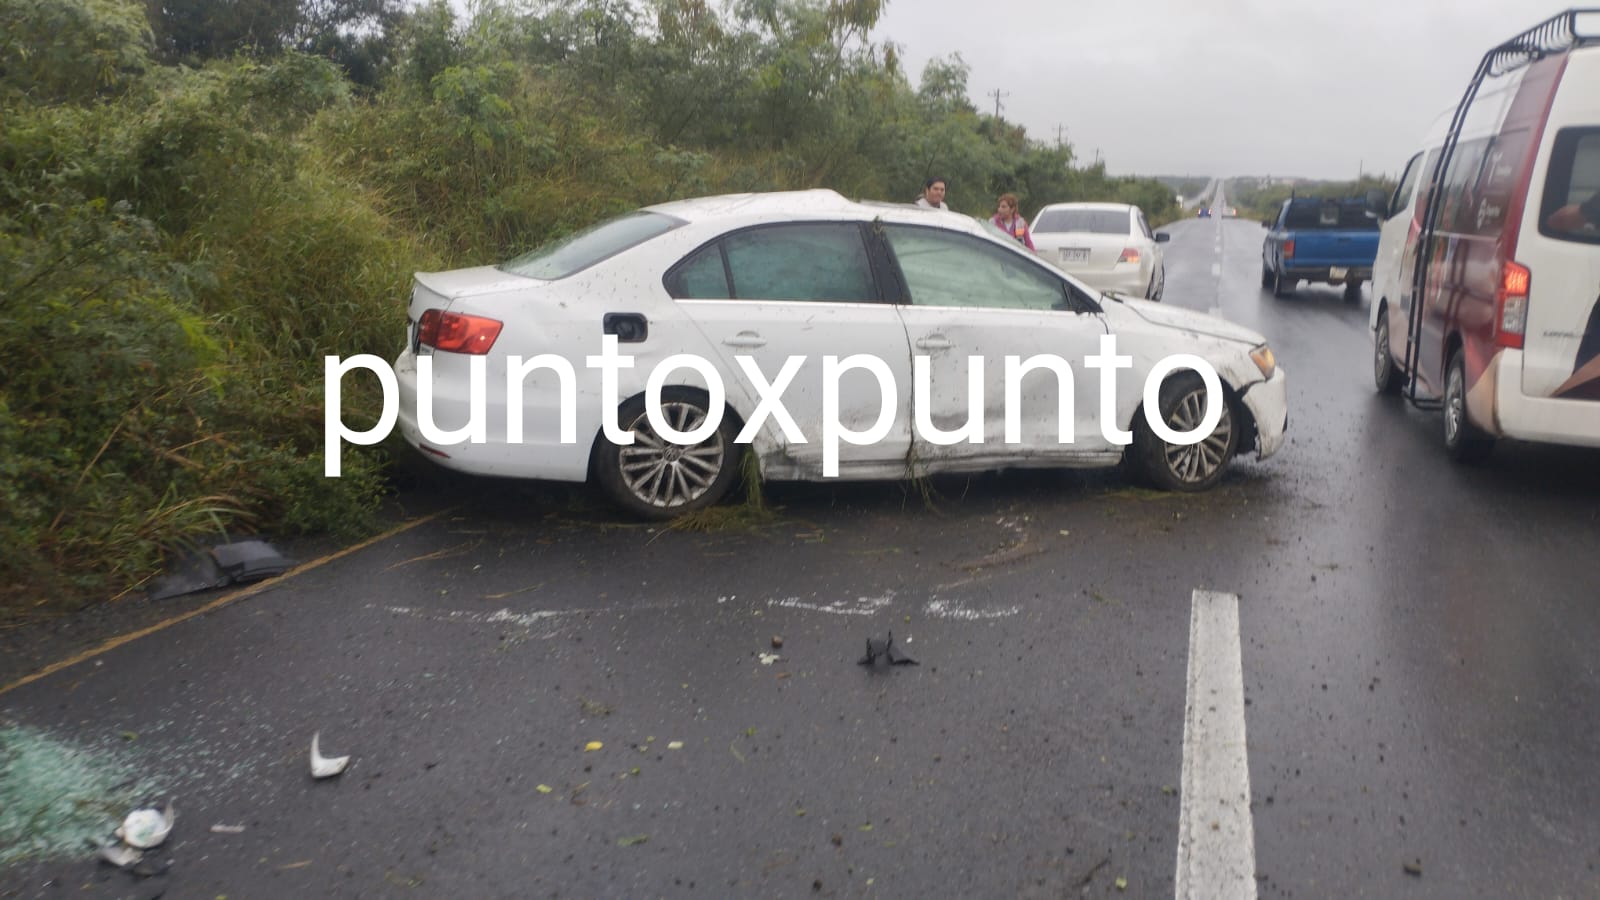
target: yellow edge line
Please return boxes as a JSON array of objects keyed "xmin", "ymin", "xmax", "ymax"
[{"xmin": 0, "ymin": 511, "xmax": 446, "ymax": 697}]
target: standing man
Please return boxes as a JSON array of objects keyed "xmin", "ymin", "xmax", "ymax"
[{"xmin": 915, "ymin": 177, "xmax": 948, "ymax": 210}]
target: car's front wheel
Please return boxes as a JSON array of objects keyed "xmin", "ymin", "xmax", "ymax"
[
  {"xmin": 594, "ymin": 389, "xmax": 742, "ymax": 518},
  {"xmin": 1131, "ymin": 373, "xmax": 1238, "ymax": 492}
]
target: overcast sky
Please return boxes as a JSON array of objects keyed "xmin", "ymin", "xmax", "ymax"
[{"xmin": 870, "ymin": 0, "xmax": 1588, "ymax": 181}]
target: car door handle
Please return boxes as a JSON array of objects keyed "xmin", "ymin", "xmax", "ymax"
[
  {"xmin": 915, "ymin": 335, "xmax": 954, "ymax": 351},
  {"xmin": 722, "ymin": 331, "xmax": 767, "ymax": 348}
]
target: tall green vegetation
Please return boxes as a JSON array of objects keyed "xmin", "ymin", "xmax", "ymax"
[{"xmin": 2, "ymin": 0, "xmax": 1186, "ymax": 618}]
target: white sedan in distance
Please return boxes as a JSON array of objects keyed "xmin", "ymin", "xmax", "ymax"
[
  {"xmin": 393, "ymin": 191, "xmax": 1286, "ymax": 518},
  {"xmin": 1030, "ymin": 202, "xmax": 1170, "ymax": 301}
]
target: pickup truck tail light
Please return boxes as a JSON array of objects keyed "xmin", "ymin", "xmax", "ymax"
[
  {"xmin": 1282, "ymin": 238, "xmax": 1296, "ymax": 259},
  {"xmin": 1118, "ymin": 247, "xmax": 1141, "ymax": 264},
  {"xmin": 418, "ymin": 308, "xmax": 504, "ymax": 354},
  {"xmin": 1494, "ymin": 260, "xmax": 1529, "ymax": 350}
]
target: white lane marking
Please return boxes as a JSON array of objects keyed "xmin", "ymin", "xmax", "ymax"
[
  {"xmin": 1210, "ymin": 263, "xmax": 1221, "ymax": 277},
  {"xmin": 768, "ymin": 591, "xmax": 895, "ymax": 616},
  {"xmin": 1175, "ymin": 589, "xmax": 1257, "ymax": 900},
  {"xmin": 923, "ymin": 598, "xmax": 1019, "ymax": 620}
]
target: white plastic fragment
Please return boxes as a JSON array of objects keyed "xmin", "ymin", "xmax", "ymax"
[
  {"xmin": 98, "ymin": 843, "xmax": 144, "ymax": 868},
  {"xmin": 115, "ymin": 800, "xmax": 175, "ymax": 849},
  {"xmin": 310, "ymin": 731, "xmax": 351, "ymax": 778},
  {"xmin": 758, "ymin": 653, "xmax": 781, "ymax": 666},
  {"xmin": 210, "ymin": 823, "xmax": 247, "ymax": 834}
]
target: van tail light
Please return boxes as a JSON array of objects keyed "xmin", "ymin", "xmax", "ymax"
[
  {"xmin": 1118, "ymin": 247, "xmax": 1141, "ymax": 264},
  {"xmin": 417, "ymin": 308, "xmax": 503, "ymax": 354},
  {"xmin": 1495, "ymin": 260, "xmax": 1529, "ymax": 350},
  {"xmin": 1282, "ymin": 238, "xmax": 1296, "ymax": 259}
]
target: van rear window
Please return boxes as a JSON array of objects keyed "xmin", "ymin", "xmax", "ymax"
[{"xmin": 1539, "ymin": 127, "xmax": 1600, "ymax": 245}]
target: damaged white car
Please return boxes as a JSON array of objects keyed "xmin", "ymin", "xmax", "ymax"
[{"xmin": 393, "ymin": 190, "xmax": 1287, "ymax": 518}]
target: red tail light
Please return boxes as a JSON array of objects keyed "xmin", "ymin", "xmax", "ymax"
[
  {"xmin": 1118, "ymin": 247, "xmax": 1141, "ymax": 264},
  {"xmin": 1283, "ymin": 238, "xmax": 1296, "ymax": 259},
  {"xmin": 1494, "ymin": 260, "xmax": 1529, "ymax": 350},
  {"xmin": 417, "ymin": 309, "xmax": 503, "ymax": 354}
]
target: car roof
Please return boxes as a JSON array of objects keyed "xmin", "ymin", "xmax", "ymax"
[
  {"xmin": 642, "ymin": 189, "xmax": 996, "ymax": 238},
  {"xmin": 1036, "ymin": 202, "xmax": 1135, "ymax": 214}
]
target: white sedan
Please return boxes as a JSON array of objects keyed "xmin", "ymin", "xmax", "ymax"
[
  {"xmin": 1030, "ymin": 202, "xmax": 1170, "ymax": 301},
  {"xmin": 392, "ymin": 190, "xmax": 1286, "ymax": 518}
]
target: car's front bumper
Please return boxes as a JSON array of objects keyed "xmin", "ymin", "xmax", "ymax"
[{"xmin": 1240, "ymin": 366, "xmax": 1288, "ymax": 459}]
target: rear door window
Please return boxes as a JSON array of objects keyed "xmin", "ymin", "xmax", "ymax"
[
  {"xmin": 665, "ymin": 223, "xmax": 880, "ymax": 301},
  {"xmin": 1538, "ymin": 127, "xmax": 1600, "ymax": 245}
]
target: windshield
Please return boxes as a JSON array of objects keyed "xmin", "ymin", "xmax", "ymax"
[
  {"xmin": 1033, "ymin": 209, "xmax": 1129, "ymax": 235},
  {"xmin": 500, "ymin": 211, "xmax": 683, "ymax": 280}
]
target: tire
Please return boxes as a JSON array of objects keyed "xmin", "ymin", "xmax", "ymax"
[
  {"xmin": 1344, "ymin": 281, "xmax": 1363, "ymax": 303},
  {"xmin": 1443, "ymin": 349, "xmax": 1493, "ymax": 463},
  {"xmin": 1260, "ymin": 263, "xmax": 1272, "ymax": 288},
  {"xmin": 593, "ymin": 388, "xmax": 742, "ymax": 519},
  {"xmin": 1148, "ymin": 267, "xmax": 1165, "ymax": 302},
  {"xmin": 1131, "ymin": 373, "xmax": 1238, "ymax": 492},
  {"xmin": 1373, "ymin": 311, "xmax": 1403, "ymax": 395},
  {"xmin": 1272, "ymin": 267, "xmax": 1293, "ymax": 299}
]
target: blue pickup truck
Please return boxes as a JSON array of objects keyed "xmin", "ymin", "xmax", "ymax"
[{"xmin": 1260, "ymin": 197, "xmax": 1381, "ymax": 301}]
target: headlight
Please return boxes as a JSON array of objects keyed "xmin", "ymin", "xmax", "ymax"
[{"xmin": 1249, "ymin": 344, "xmax": 1276, "ymax": 379}]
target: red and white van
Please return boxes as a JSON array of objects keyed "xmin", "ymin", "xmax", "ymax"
[{"xmin": 1369, "ymin": 9, "xmax": 1600, "ymax": 459}]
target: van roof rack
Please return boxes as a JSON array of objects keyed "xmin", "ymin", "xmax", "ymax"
[{"xmin": 1484, "ymin": 8, "xmax": 1600, "ymax": 77}]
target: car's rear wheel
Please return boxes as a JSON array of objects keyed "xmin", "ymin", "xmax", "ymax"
[
  {"xmin": 594, "ymin": 389, "xmax": 741, "ymax": 519},
  {"xmin": 1131, "ymin": 373, "xmax": 1237, "ymax": 492},
  {"xmin": 1260, "ymin": 264, "xmax": 1272, "ymax": 288},
  {"xmin": 1373, "ymin": 312, "xmax": 1403, "ymax": 395},
  {"xmin": 1272, "ymin": 267, "xmax": 1293, "ymax": 299},
  {"xmin": 1443, "ymin": 349, "xmax": 1493, "ymax": 463},
  {"xmin": 1344, "ymin": 281, "xmax": 1363, "ymax": 303}
]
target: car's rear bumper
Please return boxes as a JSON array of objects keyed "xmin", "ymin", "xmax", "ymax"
[
  {"xmin": 1071, "ymin": 268, "xmax": 1151, "ymax": 297},
  {"xmin": 1481, "ymin": 349, "xmax": 1600, "ymax": 447},
  {"xmin": 394, "ymin": 348, "xmax": 596, "ymax": 481},
  {"xmin": 1240, "ymin": 367, "xmax": 1288, "ymax": 459},
  {"xmin": 1281, "ymin": 265, "xmax": 1372, "ymax": 284}
]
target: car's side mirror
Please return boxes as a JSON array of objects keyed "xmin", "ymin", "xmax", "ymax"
[
  {"xmin": 1154, "ymin": 232, "xmax": 1171, "ymax": 243},
  {"xmin": 1365, "ymin": 188, "xmax": 1389, "ymax": 218}
]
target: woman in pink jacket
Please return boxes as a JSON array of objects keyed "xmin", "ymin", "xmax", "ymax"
[{"xmin": 991, "ymin": 193, "xmax": 1035, "ymax": 251}]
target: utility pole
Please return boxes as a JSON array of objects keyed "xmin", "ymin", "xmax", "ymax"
[
  {"xmin": 988, "ymin": 89, "xmax": 1008, "ymax": 120},
  {"xmin": 1055, "ymin": 124, "xmax": 1068, "ymax": 147}
]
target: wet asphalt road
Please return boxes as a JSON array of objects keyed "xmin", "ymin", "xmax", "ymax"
[{"xmin": 4, "ymin": 207, "xmax": 1600, "ymax": 899}]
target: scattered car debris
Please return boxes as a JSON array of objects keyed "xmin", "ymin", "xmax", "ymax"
[
  {"xmin": 309, "ymin": 732, "xmax": 350, "ymax": 778},
  {"xmin": 114, "ymin": 800, "xmax": 174, "ymax": 849},
  {"xmin": 147, "ymin": 539, "xmax": 294, "ymax": 600},
  {"xmin": 758, "ymin": 652, "xmax": 781, "ymax": 666},
  {"xmin": 209, "ymin": 824, "xmax": 246, "ymax": 834},
  {"xmin": 584, "ymin": 741, "xmax": 603, "ymax": 752},
  {"xmin": 1403, "ymin": 858, "xmax": 1423, "ymax": 876},
  {"xmin": 97, "ymin": 843, "xmax": 143, "ymax": 868},
  {"xmin": 857, "ymin": 632, "xmax": 918, "ymax": 667},
  {"xmin": 771, "ymin": 635, "xmax": 784, "ymax": 648}
]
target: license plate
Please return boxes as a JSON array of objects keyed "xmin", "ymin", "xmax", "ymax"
[
  {"xmin": 1060, "ymin": 248, "xmax": 1090, "ymax": 263},
  {"xmin": 1330, "ymin": 266, "xmax": 1348, "ymax": 280}
]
